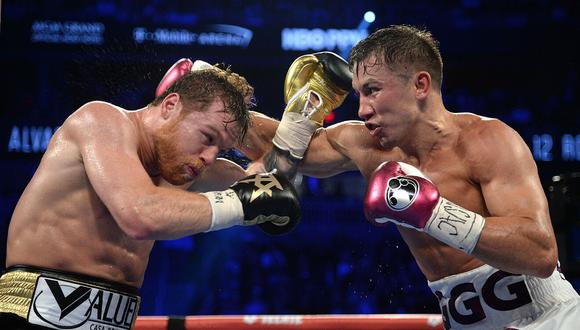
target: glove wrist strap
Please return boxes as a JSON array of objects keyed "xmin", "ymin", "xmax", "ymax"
[
  {"xmin": 424, "ymin": 198, "xmax": 486, "ymax": 255},
  {"xmin": 272, "ymin": 112, "xmax": 318, "ymax": 159},
  {"xmin": 201, "ymin": 189, "xmax": 244, "ymax": 232}
]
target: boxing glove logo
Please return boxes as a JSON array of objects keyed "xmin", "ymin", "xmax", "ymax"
[
  {"xmin": 237, "ymin": 173, "xmax": 284, "ymax": 202},
  {"xmin": 385, "ymin": 177, "xmax": 419, "ymax": 211}
]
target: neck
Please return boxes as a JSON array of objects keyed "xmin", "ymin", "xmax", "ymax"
[
  {"xmin": 128, "ymin": 107, "xmax": 160, "ymax": 177},
  {"xmin": 399, "ymin": 105, "xmax": 457, "ymax": 164}
]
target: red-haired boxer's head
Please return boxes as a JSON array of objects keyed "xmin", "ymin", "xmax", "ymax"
[{"xmin": 150, "ymin": 61, "xmax": 254, "ymax": 185}]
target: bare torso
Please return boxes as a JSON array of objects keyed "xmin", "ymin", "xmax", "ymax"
[
  {"xmin": 7, "ymin": 103, "xmax": 248, "ymax": 288},
  {"xmin": 320, "ymin": 113, "xmax": 490, "ymax": 281},
  {"xmin": 6, "ymin": 108, "xmax": 153, "ymax": 287}
]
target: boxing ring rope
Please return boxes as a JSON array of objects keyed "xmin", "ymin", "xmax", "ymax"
[{"xmin": 135, "ymin": 314, "xmax": 444, "ymax": 330}]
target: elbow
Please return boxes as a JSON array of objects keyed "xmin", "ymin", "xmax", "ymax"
[
  {"xmin": 114, "ymin": 207, "xmax": 157, "ymax": 240},
  {"xmin": 534, "ymin": 245, "xmax": 559, "ymax": 278},
  {"xmin": 124, "ymin": 224, "xmax": 155, "ymax": 241}
]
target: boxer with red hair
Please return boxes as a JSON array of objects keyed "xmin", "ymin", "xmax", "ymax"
[{"xmin": 0, "ymin": 61, "xmax": 301, "ymax": 329}]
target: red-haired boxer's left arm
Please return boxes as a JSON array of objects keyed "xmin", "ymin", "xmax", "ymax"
[
  {"xmin": 365, "ymin": 161, "xmax": 485, "ymax": 255},
  {"xmin": 187, "ymin": 158, "xmax": 248, "ymax": 192}
]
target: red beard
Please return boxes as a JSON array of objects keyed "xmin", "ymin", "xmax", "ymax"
[{"xmin": 153, "ymin": 119, "xmax": 201, "ymax": 185}]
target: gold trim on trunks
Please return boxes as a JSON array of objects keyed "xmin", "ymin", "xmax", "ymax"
[{"xmin": 0, "ymin": 270, "xmax": 39, "ymax": 318}]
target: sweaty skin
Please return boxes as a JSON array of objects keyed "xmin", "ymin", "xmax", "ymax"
[
  {"xmin": 242, "ymin": 58, "xmax": 556, "ymax": 282},
  {"xmin": 6, "ymin": 96, "xmax": 247, "ymax": 287}
]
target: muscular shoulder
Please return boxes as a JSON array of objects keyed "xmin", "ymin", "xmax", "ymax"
[
  {"xmin": 68, "ymin": 101, "xmax": 129, "ymax": 127},
  {"xmin": 457, "ymin": 114, "xmax": 524, "ymax": 154},
  {"xmin": 456, "ymin": 113, "xmax": 532, "ymax": 182},
  {"xmin": 63, "ymin": 101, "xmax": 136, "ymax": 143}
]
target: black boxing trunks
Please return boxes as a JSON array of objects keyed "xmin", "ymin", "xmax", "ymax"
[{"xmin": 0, "ymin": 265, "xmax": 140, "ymax": 330}]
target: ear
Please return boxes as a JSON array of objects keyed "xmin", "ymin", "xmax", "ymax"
[
  {"xmin": 160, "ymin": 93, "xmax": 181, "ymax": 120},
  {"xmin": 415, "ymin": 71, "xmax": 431, "ymax": 100}
]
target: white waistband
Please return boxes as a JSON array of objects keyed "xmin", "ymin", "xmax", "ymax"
[
  {"xmin": 428, "ymin": 263, "xmax": 579, "ymax": 329},
  {"xmin": 28, "ymin": 274, "xmax": 139, "ymax": 330}
]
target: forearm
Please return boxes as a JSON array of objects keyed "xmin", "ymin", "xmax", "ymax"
[
  {"xmin": 240, "ymin": 111, "xmax": 316, "ymax": 180},
  {"xmin": 263, "ymin": 146, "xmax": 301, "ymax": 180},
  {"xmin": 260, "ymin": 138, "xmax": 348, "ymax": 179},
  {"xmin": 238, "ymin": 111, "xmax": 278, "ymax": 160},
  {"xmin": 426, "ymin": 201, "xmax": 557, "ymax": 277},
  {"xmin": 122, "ymin": 187, "xmax": 213, "ymax": 240},
  {"xmin": 472, "ymin": 215, "xmax": 558, "ymax": 277},
  {"xmin": 364, "ymin": 162, "xmax": 558, "ymax": 278},
  {"xmin": 188, "ymin": 158, "xmax": 248, "ymax": 192},
  {"xmin": 122, "ymin": 172, "xmax": 302, "ymax": 239}
]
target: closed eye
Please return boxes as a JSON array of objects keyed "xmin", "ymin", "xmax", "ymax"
[{"xmin": 203, "ymin": 132, "xmax": 214, "ymax": 145}]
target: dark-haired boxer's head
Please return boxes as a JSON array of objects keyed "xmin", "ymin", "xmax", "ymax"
[
  {"xmin": 349, "ymin": 24, "xmax": 443, "ymax": 91},
  {"xmin": 349, "ymin": 25, "xmax": 444, "ymax": 148}
]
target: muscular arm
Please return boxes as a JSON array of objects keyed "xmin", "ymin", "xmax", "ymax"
[
  {"xmin": 158, "ymin": 158, "xmax": 247, "ymax": 192},
  {"xmin": 70, "ymin": 102, "xmax": 214, "ymax": 240},
  {"xmin": 188, "ymin": 158, "xmax": 247, "ymax": 192},
  {"xmin": 300, "ymin": 121, "xmax": 362, "ymax": 177},
  {"xmin": 238, "ymin": 111, "xmax": 301, "ymax": 177},
  {"xmin": 240, "ymin": 112, "xmax": 358, "ymax": 179},
  {"xmin": 239, "ymin": 111, "xmax": 279, "ymax": 160},
  {"xmin": 470, "ymin": 120, "xmax": 557, "ymax": 277}
]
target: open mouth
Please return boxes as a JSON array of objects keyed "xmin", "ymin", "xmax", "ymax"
[
  {"xmin": 365, "ymin": 122, "xmax": 379, "ymax": 131},
  {"xmin": 365, "ymin": 122, "xmax": 381, "ymax": 137}
]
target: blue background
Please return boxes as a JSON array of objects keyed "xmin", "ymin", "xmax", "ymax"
[{"xmin": 1, "ymin": 0, "xmax": 579, "ymax": 316}]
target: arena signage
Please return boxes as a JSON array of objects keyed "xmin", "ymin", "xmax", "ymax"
[
  {"xmin": 243, "ymin": 315, "xmax": 303, "ymax": 325},
  {"xmin": 133, "ymin": 24, "xmax": 253, "ymax": 47},
  {"xmin": 7, "ymin": 125, "xmax": 59, "ymax": 154},
  {"xmin": 31, "ymin": 20, "xmax": 105, "ymax": 45},
  {"xmin": 281, "ymin": 28, "xmax": 367, "ymax": 51},
  {"xmin": 532, "ymin": 133, "xmax": 580, "ymax": 162}
]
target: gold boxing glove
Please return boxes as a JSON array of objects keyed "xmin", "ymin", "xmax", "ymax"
[
  {"xmin": 273, "ymin": 52, "xmax": 352, "ymax": 159},
  {"xmin": 284, "ymin": 52, "xmax": 352, "ymax": 126}
]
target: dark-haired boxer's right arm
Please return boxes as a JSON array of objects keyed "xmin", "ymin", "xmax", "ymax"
[
  {"xmin": 263, "ymin": 147, "xmax": 301, "ymax": 180},
  {"xmin": 262, "ymin": 52, "xmax": 352, "ymax": 179},
  {"xmin": 242, "ymin": 115, "xmax": 362, "ymax": 178}
]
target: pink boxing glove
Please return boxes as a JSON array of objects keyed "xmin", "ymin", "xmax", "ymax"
[
  {"xmin": 155, "ymin": 58, "xmax": 214, "ymax": 97},
  {"xmin": 364, "ymin": 161, "xmax": 485, "ymax": 254},
  {"xmin": 155, "ymin": 58, "xmax": 193, "ymax": 97}
]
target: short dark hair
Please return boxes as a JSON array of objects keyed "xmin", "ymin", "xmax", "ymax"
[
  {"xmin": 151, "ymin": 64, "xmax": 254, "ymax": 143},
  {"xmin": 349, "ymin": 25, "xmax": 443, "ymax": 90}
]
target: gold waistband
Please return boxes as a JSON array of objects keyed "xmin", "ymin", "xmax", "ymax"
[{"xmin": 0, "ymin": 270, "xmax": 39, "ymax": 318}]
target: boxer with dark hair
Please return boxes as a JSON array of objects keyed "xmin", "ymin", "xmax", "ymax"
[
  {"xmin": 0, "ymin": 62, "xmax": 301, "ymax": 329},
  {"xmin": 243, "ymin": 25, "xmax": 580, "ymax": 329}
]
